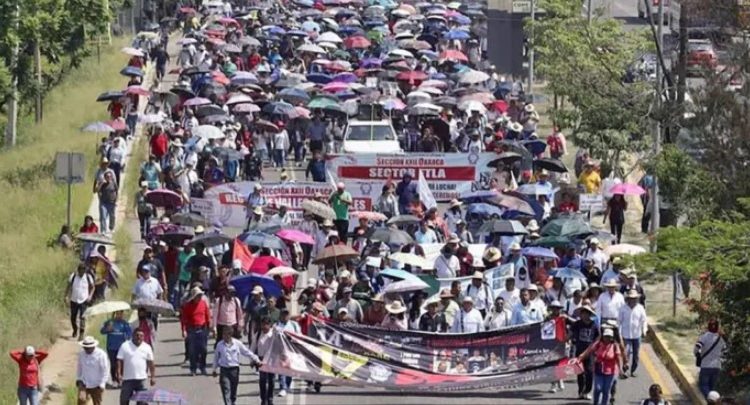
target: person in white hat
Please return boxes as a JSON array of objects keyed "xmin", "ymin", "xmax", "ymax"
[
  {"xmin": 584, "ymin": 237, "xmax": 609, "ymax": 277},
  {"xmin": 465, "ymin": 271, "xmax": 493, "ymax": 317},
  {"xmin": 706, "ymin": 391, "xmax": 721, "ymax": 404},
  {"xmin": 595, "ymin": 279, "xmax": 625, "ymax": 322},
  {"xmin": 510, "ymin": 288, "xmax": 544, "ymax": 326},
  {"xmin": 419, "ymin": 298, "xmax": 449, "ymax": 332},
  {"xmin": 503, "ymin": 243, "xmax": 531, "ymax": 290},
  {"xmin": 451, "ymin": 296, "xmax": 484, "ymax": 333},
  {"xmin": 570, "ymin": 305, "xmax": 598, "ymax": 399},
  {"xmin": 381, "ymin": 301, "xmax": 409, "ymax": 331},
  {"xmin": 180, "ymin": 286, "xmax": 211, "ymax": 376},
  {"xmin": 444, "ymin": 199, "xmax": 463, "ymax": 234},
  {"xmin": 246, "ymin": 206, "xmax": 264, "ymax": 231},
  {"xmin": 10, "ymin": 345, "xmax": 48, "ymax": 405},
  {"xmin": 76, "ymin": 336, "xmax": 110, "ymax": 405},
  {"xmin": 618, "ymin": 289, "xmax": 647, "ymax": 377},
  {"xmin": 329, "ymin": 182, "xmax": 353, "ymax": 244},
  {"xmin": 245, "ymin": 183, "xmax": 266, "ymax": 228}
]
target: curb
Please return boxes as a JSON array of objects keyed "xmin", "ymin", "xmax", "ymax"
[{"xmin": 647, "ymin": 321, "xmax": 706, "ymax": 405}]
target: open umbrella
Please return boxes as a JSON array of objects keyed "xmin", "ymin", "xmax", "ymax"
[
  {"xmin": 266, "ymin": 266, "xmax": 299, "ymax": 277},
  {"xmin": 76, "ymin": 233, "xmax": 115, "ymax": 245},
  {"xmin": 488, "ymin": 152, "xmax": 523, "ymax": 167},
  {"xmin": 604, "ymin": 243, "xmax": 647, "ymax": 256},
  {"xmin": 171, "ymin": 213, "xmax": 210, "ymax": 227},
  {"xmin": 609, "ymin": 183, "xmax": 646, "ymax": 196},
  {"xmin": 367, "ymin": 228, "xmax": 413, "ymax": 245},
  {"xmin": 549, "ymin": 266, "xmax": 588, "ymax": 281},
  {"xmin": 478, "ymin": 219, "xmax": 528, "ymax": 235},
  {"xmin": 466, "ymin": 203, "xmax": 505, "ymax": 217},
  {"xmin": 276, "ymin": 229, "xmax": 315, "ymax": 245},
  {"xmin": 533, "ymin": 235, "xmax": 574, "ymax": 248},
  {"xmin": 313, "ymin": 245, "xmax": 359, "ymax": 266},
  {"xmin": 96, "ymin": 91, "xmax": 124, "ymax": 102},
  {"xmin": 230, "ymin": 274, "xmax": 283, "ymax": 301},
  {"xmin": 521, "ymin": 246, "xmax": 559, "ymax": 260},
  {"xmin": 516, "ymin": 183, "xmax": 555, "ymax": 196},
  {"xmin": 534, "ymin": 158, "xmax": 568, "ymax": 173},
  {"xmin": 388, "ymin": 252, "xmax": 431, "ymax": 269},
  {"xmin": 188, "ymin": 232, "xmax": 232, "ymax": 248},
  {"xmin": 192, "ymin": 125, "xmax": 225, "ymax": 139},
  {"xmin": 540, "ymin": 215, "xmax": 593, "ymax": 238},
  {"xmin": 522, "ymin": 139, "xmax": 547, "ymax": 155},
  {"xmin": 159, "ymin": 227, "xmax": 195, "ymax": 245},
  {"xmin": 386, "ymin": 214, "xmax": 420, "ymax": 226},
  {"xmin": 120, "ymin": 66, "xmax": 144, "ymax": 77},
  {"xmin": 301, "ymin": 200, "xmax": 336, "ymax": 220},
  {"xmin": 344, "ymin": 35, "xmax": 372, "ymax": 49},
  {"xmin": 350, "ymin": 211, "xmax": 387, "ymax": 222},
  {"xmin": 82, "ymin": 122, "xmax": 116, "ymax": 133},
  {"xmin": 84, "ymin": 301, "xmax": 131, "ymax": 318},
  {"xmin": 241, "ymin": 231, "xmax": 286, "ymax": 250},
  {"xmin": 384, "ymin": 278, "xmax": 430, "ymax": 293},
  {"xmin": 145, "ymin": 189, "xmax": 183, "ymax": 207},
  {"xmin": 458, "ymin": 69, "xmax": 489, "ymax": 84},
  {"xmin": 132, "ymin": 298, "xmax": 175, "ymax": 315},
  {"xmin": 130, "ymin": 389, "xmax": 187, "ymax": 404}
]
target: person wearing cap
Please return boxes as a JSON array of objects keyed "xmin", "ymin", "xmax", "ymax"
[
  {"xmin": 76, "ymin": 336, "xmax": 109, "ymax": 405},
  {"xmin": 334, "ymin": 286, "xmax": 363, "ymax": 323},
  {"xmin": 136, "ymin": 247, "xmax": 166, "ymax": 288},
  {"xmin": 245, "ymin": 183, "xmax": 267, "ymax": 226},
  {"xmin": 329, "ymin": 182, "xmax": 353, "ymax": 244},
  {"xmin": 439, "ymin": 288, "xmax": 460, "ymax": 326},
  {"xmin": 451, "ymin": 296, "xmax": 484, "ymax": 333},
  {"xmin": 244, "ymin": 286, "xmax": 268, "ymax": 341},
  {"xmin": 212, "ymin": 325, "xmax": 262, "ymax": 405},
  {"xmin": 485, "ymin": 296, "xmax": 512, "ymax": 331},
  {"xmin": 180, "ymin": 287, "xmax": 211, "ymax": 376},
  {"xmin": 618, "ymin": 289, "xmax": 647, "ymax": 377},
  {"xmin": 132, "ymin": 263, "xmax": 164, "ymax": 303},
  {"xmin": 621, "ymin": 271, "xmax": 646, "ymax": 306},
  {"xmin": 444, "ymin": 199, "xmax": 463, "ymax": 234},
  {"xmin": 575, "ymin": 326, "xmax": 627, "ymax": 405},
  {"xmin": 578, "ymin": 159, "xmax": 601, "ymax": 193},
  {"xmin": 419, "ymin": 298, "xmax": 449, "ymax": 332},
  {"xmin": 511, "ymin": 288, "xmax": 544, "ymax": 326},
  {"xmin": 694, "ymin": 319, "xmax": 726, "ymax": 399},
  {"xmin": 434, "ymin": 245, "xmax": 460, "ymax": 279},
  {"xmin": 465, "ymin": 271, "xmax": 493, "ymax": 318},
  {"xmin": 498, "ymin": 277, "xmax": 521, "ymax": 309},
  {"xmin": 10, "ymin": 345, "xmax": 48, "ymax": 405},
  {"xmin": 595, "ymin": 279, "xmax": 625, "ymax": 322},
  {"xmin": 116, "ymin": 328, "xmax": 155, "ymax": 405},
  {"xmin": 100, "ymin": 310, "xmax": 132, "ymax": 387},
  {"xmin": 66, "ymin": 263, "xmax": 95, "ymax": 340},
  {"xmin": 570, "ymin": 304, "xmax": 599, "ymax": 399},
  {"xmin": 214, "ymin": 285, "xmax": 244, "ymax": 343}
]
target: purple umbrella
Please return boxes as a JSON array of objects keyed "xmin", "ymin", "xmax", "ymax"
[
  {"xmin": 360, "ymin": 57, "xmax": 382, "ymax": 68},
  {"xmin": 184, "ymin": 97, "xmax": 211, "ymax": 107},
  {"xmin": 130, "ymin": 388, "xmax": 187, "ymax": 404},
  {"xmin": 332, "ymin": 72, "xmax": 358, "ymax": 83},
  {"xmin": 145, "ymin": 189, "xmax": 183, "ymax": 208}
]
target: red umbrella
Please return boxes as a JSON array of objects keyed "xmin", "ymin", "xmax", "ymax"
[
  {"xmin": 344, "ymin": 35, "xmax": 371, "ymax": 49},
  {"xmin": 212, "ymin": 71, "xmax": 230, "ymax": 86},
  {"xmin": 249, "ymin": 256, "xmax": 286, "ymax": 274},
  {"xmin": 145, "ymin": 189, "xmax": 183, "ymax": 208},
  {"xmin": 439, "ymin": 49, "xmax": 468, "ymax": 62},
  {"xmin": 206, "ymin": 37, "xmax": 226, "ymax": 46},
  {"xmin": 396, "ymin": 70, "xmax": 428, "ymax": 82},
  {"xmin": 179, "ymin": 6, "xmax": 196, "ymax": 14}
]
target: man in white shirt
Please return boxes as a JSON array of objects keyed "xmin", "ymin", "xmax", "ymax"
[
  {"xmin": 600, "ymin": 257, "xmax": 625, "ymax": 286},
  {"xmin": 415, "ymin": 222, "xmax": 439, "ymax": 244},
  {"xmin": 251, "ymin": 317, "xmax": 276, "ymax": 405},
  {"xmin": 131, "ymin": 266, "xmax": 164, "ymax": 301},
  {"xmin": 116, "ymin": 328, "xmax": 155, "ymax": 405},
  {"xmin": 595, "ymin": 279, "xmax": 625, "ymax": 322},
  {"xmin": 175, "ymin": 161, "xmax": 198, "ymax": 196},
  {"xmin": 76, "ymin": 336, "xmax": 110, "ymax": 405},
  {"xmin": 65, "ymin": 264, "xmax": 95, "ymax": 340},
  {"xmin": 485, "ymin": 297, "xmax": 512, "ymax": 330},
  {"xmin": 584, "ymin": 238, "xmax": 609, "ymax": 275},
  {"xmin": 451, "ymin": 297, "xmax": 484, "ymax": 333},
  {"xmin": 498, "ymin": 277, "xmax": 520, "ymax": 309},
  {"xmin": 107, "ymin": 137, "xmax": 127, "ymax": 188},
  {"xmin": 528, "ymin": 284, "xmax": 548, "ymax": 316},
  {"xmin": 618, "ymin": 290, "xmax": 647, "ymax": 377},
  {"xmin": 434, "ymin": 247, "xmax": 460, "ymax": 278},
  {"xmin": 465, "ymin": 271, "xmax": 493, "ymax": 317},
  {"xmin": 439, "ymin": 289, "xmax": 460, "ymax": 326},
  {"xmin": 511, "ymin": 288, "xmax": 544, "ymax": 325},
  {"xmin": 213, "ymin": 327, "xmax": 262, "ymax": 405}
]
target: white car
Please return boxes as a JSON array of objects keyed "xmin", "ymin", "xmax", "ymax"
[{"xmin": 341, "ymin": 120, "xmax": 403, "ymax": 154}]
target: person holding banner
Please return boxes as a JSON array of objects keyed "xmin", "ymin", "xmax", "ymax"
[
  {"xmin": 439, "ymin": 289, "xmax": 460, "ymax": 327},
  {"xmin": 212, "ymin": 326, "xmax": 262, "ymax": 405},
  {"xmin": 451, "ymin": 297, "xmax": 484, "ymax": 333},
  {"xmin": 419, "ymin": 299, "xmax": 449, "ymax": 332},
  {"xmin": 484, "ymin": 297, "xmax": 512, "ymax": 331},
  {"xmin": 570, "ymin": 305, "xmax": 599, "ymax": 400}
]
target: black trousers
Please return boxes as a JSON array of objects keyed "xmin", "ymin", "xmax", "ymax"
[
  {"xmin": 70, "ymin": 301, "xmax": 88, "ymax": 336},
  {"xmin": 334, "ymin": 219, "xmax": 349, "ymax": 244},
  {"xmin": 577, "ymin": 353, "xmax": 594, "ymax": 395},
  {"xmin": 610, "ymin": 221, "xmax": 624, "ymax": 244},
  {"xmin": 219, "ymin": 367, "xmax": 240, "ymax": 405},
  {"xmin": 259, "ymin": 371, "xmax": 275, "ymax": 403}
]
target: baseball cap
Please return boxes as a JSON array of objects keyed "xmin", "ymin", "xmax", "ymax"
[{"xmin": 24, "ymin": 346, "xmax": 35, "ymax": 356}]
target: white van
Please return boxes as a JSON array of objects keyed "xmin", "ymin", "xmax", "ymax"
[{"xmin": 342, "ymin": 120, "xmax": 403, "ymax": 154}]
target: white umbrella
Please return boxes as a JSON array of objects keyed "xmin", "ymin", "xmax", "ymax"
[
  {"xmin": 417, "ymin": 86, "xmax": 444, "ymax": 95},
  {"xmin": 412, "ymin": 102, "xmax": 442, "ymax": 112},
  {"xmin": 384, "ymin": 278, "xmax": 430, "ymax": 294},
  {"xmin": 177, "ymin": 38, "xmax": 198, "ymax": 45},
  {"xmin": 316, "ymin": 31, "xmax": 343, "ymax": 43},
  {"xmin": 389, "ymin": 49, "xmax": 414, "ymax": 58},
  {"xmin": 321, "ymin": 18, "xmax": 339, "ymax": 31},
  {"xmin": 225, "ymin": 94, "xmax": 254, "ymax": 105},
  {"xmin": 138, "ymin": 113, "xmax": 165, "ymax": 124},
  {"xmin": 82, "ymin": 122, "xmax": 116, "ymax": 133},
  {"xmin": 389, "ymin": 252, "xmax": 432, "ymax": 269},
  {"xmin": 605, "ymin": 243, "xmax": 647, "ymax": 256},
  {"xmin": 297, "ymin": 43, "xmax": 327, "ymax": 54},
  {"xmin": 459, "ymin": 69, "xmax": 490, "ymax": 85},
  {"xmin": 266, "ymin": 266, "xmax": 299, "ymax": 277},
  {"xmin": 317, "ymin": 41, "xmax": 338, "ymax": 50},
  {"xmin": 84, "ymin": 301, "xmax": 131, "ymax": 318},
  {"xmin": 193, "ymin": 125, "xmax": 225, "ymax": 139},
  {"xmin": 121, "ymin": 47, "xmax": 144, "ymax": 57},
  {"xmin": 458, "ymin": 100, "xmax": 487, "ymax": 113},
  {"xmin": 407, "ymin": 90, "xmax": 432, "ymax": 100}
]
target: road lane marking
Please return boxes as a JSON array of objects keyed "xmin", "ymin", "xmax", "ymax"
[{"xmin": 641, "ymin": 345, "xmax": 672, "ymax": 397}]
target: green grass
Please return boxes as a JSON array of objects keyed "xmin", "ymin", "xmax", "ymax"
[{"xmin": 0, "ymin": 36, "xmax": 131, "ymax": 404}]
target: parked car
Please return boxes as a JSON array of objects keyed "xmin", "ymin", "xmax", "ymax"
[
  {"xmin": 686, "ymin": 39, "xmax": 718, "ymax": 75},
  {"xmin": 341, "ymin": 120, "xmax": 403, "ymax": 154}
]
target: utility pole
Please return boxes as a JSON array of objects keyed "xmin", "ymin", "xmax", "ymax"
[
  {"xmin": 34, "ymin": 40, "xmax": 43, "ymax": 123},
  {"xmin": 4, "ymin": 0, "xmax": 20, "ymax": 148},
  {"xmin": 675, "ymin": 1, "xmax": 688, "ymax": 141},
  {"xmin": 650, "ymin": 0, "xmax": 664, "ymax": 252},
  {"xmin": 587, "ymin": 0, "xmax": 593, "ymax": 22},
  {"xmin": 528, "ymin": 0, "xmax": 535, "ymax": 100}
]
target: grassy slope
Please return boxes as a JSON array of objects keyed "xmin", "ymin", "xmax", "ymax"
[{"xmin": 0, "ymin": 36, "xmax": 129, "ymax": 404}]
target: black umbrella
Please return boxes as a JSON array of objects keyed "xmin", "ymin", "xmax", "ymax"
[
  {"xmin": 159, "ymin": 227, "xmax": 195, "ymax": 245},
  {"xmin": 488, "ymin": 152, "xmax": 523, "ymax": 167},
  {"xmin": 172, "ymin": 212, "xmax": 210, "ymax": 227},
  {"xmin": 386, "ymin": 215, "xmax": 421, "ymax": 226},
  {"xmin": 478, "ymin": 219, "xmax": 529, "ymax": 235},
  {"xmin": 367, "ymin": 228, "xmax": 414, "ymax": 245},
  {"xmin": 97, "ymin": 91, "xmax": 124, "ymax": 102},
  {"xmin": 188, "ymin": 232, "xmax": 233, "ymax": 248},
  {"xmin": 199, "ymin": 83, "xmax": 227, "ymax": 98},
  {"xmin": 534, "ymin": 158, "xmax": 568, "ymax": 173},
  {"xmin": 196, "ymin": 104, "xmax": 226, "ymax": 118},
  {"xmin": 170, "ymin": 86, "xmax": 195, "ymax": 98},
  {"xmin": 182, "ymin": 66, "xmax": 211, "ymax": 76}
]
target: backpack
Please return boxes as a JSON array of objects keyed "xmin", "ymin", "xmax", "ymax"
[
  {"xmin": 100, "ymin": 183, "xmax": 118, "ymax": 204},
  {"xmin": 69, "ymin": 272, "xmax": 94, "ymax": 289}
]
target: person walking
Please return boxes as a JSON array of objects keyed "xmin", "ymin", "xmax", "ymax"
[
  {"xmin": 76, "ymin": 336, "xmax": 109, "ymax": 405},
  {"xmin": 575, "ymin": 327, "xmax": 627, "ymax": 405},
  {"xmin": 618, "ymin": 289, "xmax": 647, "ymax": 377},
  {"xmin": 329, "ymin": 182, "xmax": 353, "ymax": 244},
  {"xmin": 180, "ymin": 286, "xmax": 212, "ymax": 376},
  {"xmin": 100, "ymin": 310, "xmax": 132, "ymax": 387},
  {"xmin": 134, "ymin": 182, "xmax": 153, "ymax": 240},
  {"xmin": 694, "ymin": 319, "xmax": 726, "ymax": 399},
  {"xmin": 213, "ymin": 285, "xmax": 244, "ymax": 341},
  {"xmin": 213, "ymin": 327, "xmax": 263, "ymax": 405},
  {"xmin": 65, "ymin": 263, "xmax": 95, "ymax": 340},
  {"xmin": 96, "ymin": 170, "xmax": 118, "ymax": 235},
  {"xmin": 251, "ymin": 317, "xmax": 276, "ymax": 405},
  {"xmin": 10, "ymin": 345, "xmax": 47, "ymax": 405},
  {"xmin": 570, "ymin": 305, "xmax": 599, "ymax": 399},
  {"xmin": 275, "ymin": 309, "xmax": 300, "ymax": 397},
  {"xmin": 603, "ymin": 193, "xmax": 628, "ymax": 244},
  {"xmin": 451, "ymin": 297, "xmax": 484, "ymax": 333},
  {"xmin": 115, "ymin": 328, "xmax": 155, "ymax": 405}
]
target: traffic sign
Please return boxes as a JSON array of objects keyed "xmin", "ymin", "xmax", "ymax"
[
  {"xmin": 54, "ymin": 152, "xmax": 86, "ymax": 184},
  {"xmin": 511, "ymin": 0, "xmax": 545, "ymax": 14}
]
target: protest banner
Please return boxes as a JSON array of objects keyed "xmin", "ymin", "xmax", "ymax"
[
  {"xmin": 261, "ymin": 321, "xmax": 580, "ymax": 392},
  {"xmin": 203, "ymin": 181, "xmax": 336, "ymax": 227},
  {"xmin": 326, "ymin": 153, "xmax": 497, "ymax": 202}
]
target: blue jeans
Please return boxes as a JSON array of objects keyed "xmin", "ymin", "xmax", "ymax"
[
  {"xmin": 99, "ymin": 202, "xmax": 116, "ymax": 232},
  {"xmin": 698, "ymin": 367, "xmax": 720, "ymax": 398},
  {"xmin": 273, "ymin": 149, "xmax": 285, "ymax": 167},
  {"xmin": 187, "ymin": 327, "xmax": 208, "ymax": 373},
  {"xmin": 593, "ymin": 372, "xmax": 616, "ymax": 405},
  {"xmin": 624, "ymin": 338, "xmax": 641, "ymax": 372},
  {"xmin": 292, "ymin": 142, "xmax": 305, "ymax": 162},
  {"xmin": 18, "ymin": 386, "xmax": 39, "ymax": 405},
  {"xmin": 279, "ymin": 374, "xmax": 292, "ymax": 390}
]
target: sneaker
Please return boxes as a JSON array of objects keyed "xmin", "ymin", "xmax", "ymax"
[
  {"xmin": 585, "ymin": 393, "xmax": 592, "ymax": 400},
  {"xmin": 630, "ymin": 371, "xmax": 637, "ymax": 378},
  {"xmin": 305, "ymin": 385, "xmax": 314, "ymax": 393},
  {"xmin": 548, "ymin": 386, "xmax": 559, "ymax": 393},
  {"xmin": 278, "ymin": 390, "xmax": 287, "ymax": 397},
  {"xmin": 558, "ymin": 381, "xmax": 565, "ymax": 390}
]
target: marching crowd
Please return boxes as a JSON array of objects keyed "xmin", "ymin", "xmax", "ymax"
[{"xmin": 8, "ymin": 0, "xmax": 733, "ymax": 404}]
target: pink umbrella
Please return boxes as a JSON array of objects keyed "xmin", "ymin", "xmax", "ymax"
[
  {"xmin": 233, "ymin": 103, "xmax": 260, "ymax": 113},
  {"xmin": 294, "ymin": 106, "xmax": 311, "ymax": 119},
  {"xmin": 322, "ymin": 82, "xmax": 351, "ymax": 93},
  {"xmin": 184, "ymin": 97, "xmax": 212, "ymax": 107},
  {"xmin": 125, "ymin": 85, "xmax": 151, "ymax": 97},
  {"xmin": 145, "ymin": 189, "xmax": 183, "ymax": 207},
  {"xmin": 276, "ymin": 229, "xmax": 315, "ymax": 245},
  {"xmin": 350, "ymin": 211, "xmax": 387, "ymax": 222},
  {"xmin": 106, "ymin": 118, "xmax": 128, "ymax": 131},
  {"xmin": 609, "ymin": 183, "xmax": 646, "ymax": 196}
]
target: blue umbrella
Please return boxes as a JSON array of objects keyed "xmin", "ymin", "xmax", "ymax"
[
  {"xmin": 451, "ymin": 14, "xmax": 472, "ymax": 25},
  {"xmin": 286, "ymin": 29, "xmax": 309, "ymax": 37},
  {"xmin": 306, "ymin": 73, "xmax": 333, "ymax": 84},
  {"xmin": 262, "ymin": 101, "xmax": 296, "ymax": 116},
  {"xmin": 336, "ymin": 9, "xmax": 357, "ymax": 18},
  {"xmin": 339, "ymin": 26, "xmax": 365, "ymax": 36},
  {"xmin": 522, "ymin": 139, "xmax": 548, "ymax": 155},
  {"xmin": 443, "ymin": 30, "xmax": 470, "ymax": 40},
  {"xmin": 332, "ymin": 72, "xmax": 358, "ymax": 83},
  {"xmin": 278, "ymin": 87, "xmax": 310, "ymax": 103},
  {"xmin": 549, "ymin": 267, "xmax": 588, "ymax": 280},
  {"xmin": 230, "ymin": 274, "xmax": 283, "ymax": 302},
  {"xmin": 360, "ymin": 57, "xmax": 382, "ymax": 68},
  {"xmin": 301, "ymin": 21, "xmax": 321, "ymax": 32},
  {"xmin": 459, "ymin": 189, "xmax": 499, "ymax": 202},
  {"xmin": 293, "ymin": 0, "xmax": 314, "ymax": 6},
  {"xmin": 263, "ymin": 26, "xmax": 286, "ymax": 36},
  {"xmin": 239, "ymin": 231, "xmax": 286, "ymax": 250},
  {"xmin": 120, "ymin": 66, "xmax": 144, "ymax": 77},
  {"xmin": 379, "ymin": 268, "xmax": 423, "ymax": 283},
  {"xmin": 521, "ymin": 247, "xmax": 559, "ymax": 260},
  {"xmin": 466, "ymin": 203, "xmax": 505, "ymax": 217}
]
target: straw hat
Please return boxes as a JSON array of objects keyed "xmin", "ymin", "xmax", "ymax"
[
  {"xmin": 524, "ymin": 104, "xmax": 535, "ymax": 113},
  {"xmin": 462, "ymin": 296, "xmax": 474, "ymax": 304},
  {"xmin": 80, "ymin": 336, "xmax": 99, "ymax": 348},
  {"xmin": 483, "ymin": 247, "xmax": 501, "ymax": 262},
  {"xmin": 251, "ymin": 286, "xmax": 264, "ymax": 295},
  {"xmin": 194, "ymin": 225, "xmax": 205, "ymax": 234},
  {"xmin": 625, "ymin": 289, "xmax": 641, "ymax": 299},
  {"xmin": 471, "ymin": 271, "xmax": 484, "ymax": 280},
  {"xmin": 322, "ymin": 219, "xmax": 334, "ymax": 227},
  {"xmin": 509, "ymin": 242, "xmax": 522, "ymax": 251},
  {"xmin": 447, "ymin": 234, "xmax": 461, "ymax": 244},
  {"xmin": 603, "ymin": 279, "xmax": 619, "ymax": 288},
  {"xmin": 253, "ymin": 206, "xmax": 263, "ymax": 215},
  {"xmin": 549, "ymin": 300, "xmax": 563, "ymax": 308},
  {"xmin": 578, "ymin": 305, "xmax": 596, "ymax": 315},
  {"xmin": 526, "ymin": 219, "xmax": 540, "ymax": 232},
  {"xmin": 189, "ymin": 286, "xmax": 204, "ymax": 299},
  {"xmin": 386, "ymin": 301, "xmax": 407, "ymax": 314},
  {"xmin": 449, "ymin": 199, "xmax": 462, "ymax": 208},
  {"xmin": 439, "ymin": 288, "xmax": 454, "ymax": 299}
]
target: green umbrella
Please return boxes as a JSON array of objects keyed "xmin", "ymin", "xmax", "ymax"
[
  {"xmin": 308, "ymin": 97, "xmax": 341, "ymax": 110},
  {"xmin": 532, "ymin": 235, "xmax": 573, "ymax": 248},
  {"xmin": 540, "ymin": 215, "xmax": 593, "ymax": 238},
  {"xmin": 367, "ymin": 30, "xmax": 384, "ymax": 43},
  {"xmin": 418, "ymin": 275, "xmax": 441, "ymax": 296},
  {"xmin": 332, "ymin": 50, "xmax": 351, "ymax": 60}
]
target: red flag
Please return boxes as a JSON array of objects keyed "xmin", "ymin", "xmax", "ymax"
[{"xmin": 232, "ymin": 239, "xmax": 255, "ymax": 273}]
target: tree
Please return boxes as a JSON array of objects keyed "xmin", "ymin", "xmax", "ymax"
[{"xmin": 529, "ymin": 0, "xmax": 653, "ymax": 175}]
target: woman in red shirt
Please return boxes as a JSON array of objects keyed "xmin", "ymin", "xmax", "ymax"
[
  {"xmin": 79, "ymin": 215, "xmax": 99, "ymax": 233},
  {"xmin": 576, "ymin": 328, "xmax": 627, "ymax": 405},
  {"xmin": 10, "ymin": 346, "xmax": 48, "ymax": 405}
]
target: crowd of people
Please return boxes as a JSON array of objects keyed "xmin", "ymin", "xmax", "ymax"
[{"xmin": 8, "ymin": 0, "xmax": 736, "ymax": 404}]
